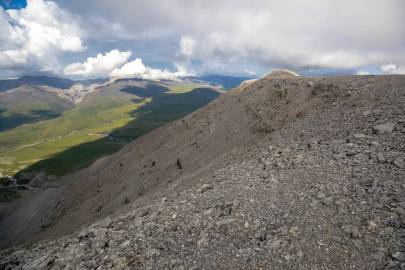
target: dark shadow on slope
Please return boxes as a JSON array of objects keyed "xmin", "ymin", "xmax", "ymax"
[
  {"xmin": 119, "ymin": 83, "xmax": 168, "ymax": 98},
  {"xmin": 0, "ymin": 76, "xmax": 75, "ymax": 93},
  {"xmin": 0, "ymin": 109, "xmax": 63, "ymax": 132},
  {"xmin": 17, "ymin": 88, "xmax": 220, "ymax": 177},
  {"xmin": 111, "ymin": 88, "xmax": 220, "ymax": 141},
  {"xmin": 20, "ymin": 137, "xmax": 125, "ymax": 176}
]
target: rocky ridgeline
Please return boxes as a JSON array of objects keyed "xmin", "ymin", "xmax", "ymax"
[{"xmin": 0, "ymin": 73, "xmax": 404, "ymax": 269}]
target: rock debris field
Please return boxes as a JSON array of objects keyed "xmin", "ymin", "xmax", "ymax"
[{"xmin": 1, "ymin": 71, "xmax": 404, "ymax": 269}]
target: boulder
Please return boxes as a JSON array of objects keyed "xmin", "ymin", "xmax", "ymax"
[{"xmin": 373, "ymin": 123, "xmax": 395, "ymax": 134}]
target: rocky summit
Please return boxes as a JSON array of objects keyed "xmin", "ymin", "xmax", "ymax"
[{"xmin": 1, "ymin": 73, "xmax": 405, "ymax": 269}]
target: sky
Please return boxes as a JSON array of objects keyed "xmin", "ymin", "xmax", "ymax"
[{"xmin": 0, "ymin": 0, "xmax": 404, "ymax": 80}]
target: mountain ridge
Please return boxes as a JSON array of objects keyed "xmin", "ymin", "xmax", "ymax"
[{"xmin": 0, "ymin": 73, "xmax": 404, "ymax": 269}]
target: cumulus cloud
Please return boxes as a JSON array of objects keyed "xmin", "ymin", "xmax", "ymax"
[
  {"xmin": 64, "ymin": 49, "xmax": 190, "ymax": 79},
  {"xmin": 380, "ymin": 64, "xmax": 405, "ymax": 75},
  {"xmin": 58, "ymin": 0, "xmax": 405, "ymax": 74},
  {"xmin": 0, "ymin": 0, "xmax": 84, "ymax": 76},
  {"xmin": 2, "ymin": 0, "xmax": 405, "ymax": 78},
  {"xmin": 111, "ymin": 58, "xmax": 189, "ymax": 80},
  {"xmin": 179, "ymin": 36, "xmax": 196, "ymax": 58},
  {"xmin": 64, "ymin": 49, "xmax": 131, "ymax": 77}
]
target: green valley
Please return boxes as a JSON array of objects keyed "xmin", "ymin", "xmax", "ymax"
[{"xmin": 0, "ymin": 79, "xmax": 220, "ymax": 180}]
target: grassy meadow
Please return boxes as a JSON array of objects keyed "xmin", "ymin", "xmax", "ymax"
[{"xmin": 0, "ymin": 83, "xmax": 218, "ymax": 178}]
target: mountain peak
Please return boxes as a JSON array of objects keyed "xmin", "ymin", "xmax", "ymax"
[{"xmin": 263, "ymin": 69, "xmax": 300, "ymax": 79}]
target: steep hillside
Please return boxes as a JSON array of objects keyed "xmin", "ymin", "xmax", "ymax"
[
  {"xmin": 1, "ymin": 73, "xmax": 404, "ymax": 269},
  {"xmin": 0, "ymin": 85, "xmax": 74, "ymax": 131},
  {"xmin": 0, "ymin": 76, "xmax": 76, "ymax": 92}
]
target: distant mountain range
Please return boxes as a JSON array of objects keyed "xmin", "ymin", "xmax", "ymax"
[
  {"xmin": 0, "ymin": 74, "xmax": 252, "ymax": 93},
  {"xmin": 189, "ymin": 75, "xmax": 253, "ymax": 89},
  {"xmin": 0, "ymin": 74, "xmax": 252, "ymax": 132}
]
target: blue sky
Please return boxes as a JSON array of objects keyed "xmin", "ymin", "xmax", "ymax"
[
  {"xmin": 0, "ymin": 0, "xmax": 404, "ymax": 79},
  {"xmin": 0, "ymin": 0, "xmax": 26, "ymax": 9}
]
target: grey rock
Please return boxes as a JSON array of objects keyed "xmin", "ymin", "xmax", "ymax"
[
  {"xmin": 216, "ymin": 218, "xmax": 236, "ymax": 227},
  {"xmin": 377, "ymin": 152, "xmax": 386, "ymax": 163},
  {"xmin": 203, "ymin": 208, "xmax": 214, "ymax": 216},
  {"xmin": 145, "ymin": 248, "xmax": 160, "ymax": 259},
  {"xmin": 353, "ymin": 133, "xmax": 367, "ymax": 139},
  {"xmin": 392, "ymin": 252, "xmax": 405, "ymax": 262},
  {"xmin": 284, "ymin": 254, "xmax": 293, "ymax": 261},
  {"xmin": 317, "ymin": 192, "xmax": 326, "ymax": 199},
  {"xmin": 198, "ymin": 231, "xmax": 210, "ymax": 247},
  {"xmin": 379, "ymin": 227, "xmax": 395, "ymax": 236},
  {"xmin": 350, "ymin": 227, "xmax": 362, "ymax": 239},
  {"xmin": 373, "ymin": 123, "xmax": 395, "ymax": 134},
  {"xmin": 393, "ymin": 207, "xmax": 405, "ymax": 216},
  {"xmin": 394, "ymin": 157, "xmax": 405, "ymax": 169},
  {"xmin": 254, "ymin": 228, "xmax": 267, "ymax": 241},
  {"xmin": 322, "ymin": 197, "xmax": 333, "ymax": 206},
  {"xmin": 198, "ymin": 184, "xmax": 213, "ymax": 193},
  {"xmin": 288, "ymin": 226, "xmax": 300, "ymax": 236},
  {"xmin": 139, "ymin": 209, "xmax": 149, "ymax": 217},
  {"xmin": 373, "ymin": 251, "xmax": 386, "ymax": 262},
  {"xmin": 253, "ymin": 219, "xmax": 262, "ymax": 230},
  {"xmin": 268, "ymin": 240, "xmax": 282, "ymax": 250},
  {"xmin": 367, "ymin": 221, "xmax": 378, "ymax": 232}
]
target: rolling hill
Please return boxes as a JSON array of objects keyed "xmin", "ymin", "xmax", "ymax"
[
  {"xmin": 0, "ymin": 85, "xmax": 74, "ymax": 131},
  {"xmin": 0, "ymin": 76, "xmax": 76, "ymax": 93}
]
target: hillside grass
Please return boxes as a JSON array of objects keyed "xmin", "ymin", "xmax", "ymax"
[
  {"xmin": 0, "ymin": 84, "xmax": 204, "ymax": 177},
  {"xmin": 167, "ymin": 83, "xmax": 202, "ymax": 93},
  {"xmin": 0, "ymin": 97, "xmax": 145, "ymax": 176},
  {"xmin": 0, "ymin": 82, "xmax": 215, "ymax": 179}
]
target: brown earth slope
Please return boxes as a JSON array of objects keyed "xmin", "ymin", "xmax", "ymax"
[{"xmin": 1, "ymin": 72, "xmax": 404, "ymax": 269}]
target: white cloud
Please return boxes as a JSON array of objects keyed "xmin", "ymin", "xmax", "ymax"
[
  {"xmin": 0, "ymin": 0, "xmax": 84, "ymax": 76},
  {"xmin": 356, "ymin": 70, "xmax": 371, "ymax": 76},
  {"xmin": 65, "ymin": 50, "xmax": 190, "ymax": 79},
  {"xmin": 59, "ymin": 0, "xmax": 405, "ymax": 74},
  {"xmin": 179, "ymin": 36, "xmax": 196, "ymax": 57},
  {"xmin": 2, "ymin": 0, "xmax": 405, "ymax": 77},
  {"xmin": 380, "ymin": 64, "xmax": 405, "ymax": 75},
  {"xmin": 110, "ymin": 57, "xmax": 189, "ymax": 80},
  {"xmin": 64, "ymin": 49, "xmax": 131, "ymax": 77}
]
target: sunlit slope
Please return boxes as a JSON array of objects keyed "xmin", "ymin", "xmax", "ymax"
[
  {"xmin": 0, "ymin": 86, "xmax": 74, "ymax": 131},
  {"xmin": 0, "ymin": 96, "xmax": 141, "ymax": 176},
  {"xmin": 0, "ymin": 80, "xmax": 219, "ymax": 177}
]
